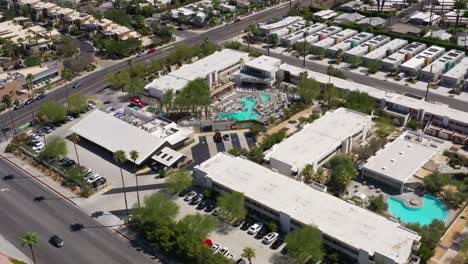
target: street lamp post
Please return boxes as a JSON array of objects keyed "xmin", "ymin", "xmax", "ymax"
[{"xmin": 303, "ymin": 32, "xmax": 308, "ymax": 67}]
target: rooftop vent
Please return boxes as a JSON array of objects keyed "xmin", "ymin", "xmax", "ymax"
[
  {"xmin": 381, "ymin": 167, "xmax": 387, "ymax": 171},
  {"xmin": 390, "ymin": 159, "xmax": 396, "ymax": 162}
]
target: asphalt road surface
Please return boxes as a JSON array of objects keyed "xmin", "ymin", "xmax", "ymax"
[{"xmin": 0, "ymin": 156, "xmax": 155, "ymax": 264}]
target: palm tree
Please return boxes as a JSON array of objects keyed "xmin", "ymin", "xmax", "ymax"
[
  {"xmin": 26, "ymin": 74, "xmax": 34, "ymax": 98},
  {"xmin": 70, "ymin": 133, "xmax": 84, "ymax": 186},
  {"xmin": 242, "ymin": 247, "xmax": 256, "ymax": 264},
  {"xmin": 129, "ymin": 150, "xmax": 141, "ymax": 207},
  {"xmin": 21, "ymin": 232, "xmax": 39, "ymax": 264},
  {"xmin": 61, "ymin": 69, "xmax": 73, "ymax": 109},
  {"xmin": 46, "ymin": 26, "xmax": 53, "ymax": 39},
  {"xmin": 114, "ymin": 150, "xmax": 129, "ymax": 219},
  {"xmin": 1, "ymin": 94, "xmax": 17, "ymax": 136}
]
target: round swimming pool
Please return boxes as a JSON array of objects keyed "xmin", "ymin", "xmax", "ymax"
[{"xmin": 387, "ymin": 195, "xmax": 448, "ymax": 225}]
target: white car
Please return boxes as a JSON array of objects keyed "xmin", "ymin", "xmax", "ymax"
[
  {"xmin": 247, "ymin": 223, "xmax": 263, "ymax": 235},
  {"xmin": 86, "ymin": 173, "xmax": 101, "ymax": 183},
  {"xmin": 31, "ymin": 134, "xmax": 40, "ymax": 141},
  {"xmin": 66, "ymin": 116, "xmax": 74, "ymax": 121},
  {"xmin": 226, "ymin": 253, "xmax": 236, "ymax": 260},
  {"xmin": 32, "ymin": 142, "xmax": 45, "ymax": 151},
  {"xmin": 89, "ymin": 176, "xmax": 102, "ymax": 183},
  {"xmin": 218, "ymin": 247, "xmax": 229, "ymax": 256},
  {"xmin": 184, "ymin": 191, "xmax": 197, "ymax": 202},
  {"xmin": 262, "ymin": 232, "xmax": 279, "ymax": 244},
  {"xmin": 211, "ymin": 243, "xmax": 221, "ymax": 254}
]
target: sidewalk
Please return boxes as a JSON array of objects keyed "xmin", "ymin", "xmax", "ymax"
[{"xmin": 0, "ymin": 234, "xmax": 31, "ymax": 264}]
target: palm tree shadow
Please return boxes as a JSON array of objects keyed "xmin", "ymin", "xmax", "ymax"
[{"xmin": 269, "ymin": 253, "xmax": 295, "ymax": 264}]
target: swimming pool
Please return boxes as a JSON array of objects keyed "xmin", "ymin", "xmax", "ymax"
[
  {"xmin": 260, "ymin": 94, "xmax": 270, "ymax": 102},
  {"xmin": 387, "ymin": 195, "xmax": 449, "ymax": 225},
  {"xmin": 218, "ymin": 98, "xmax": 260, "ymax": 121}
]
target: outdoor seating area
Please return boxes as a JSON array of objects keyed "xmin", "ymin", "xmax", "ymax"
[{"xmin": 212, "ymin": 88, "xmax": 289, "ymax": 122}]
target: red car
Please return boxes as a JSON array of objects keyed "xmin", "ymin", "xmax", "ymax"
[
  {"xmin": 130, "ymin": 97, "xmax": 145, "ymax": 108},
  {"xmin": 147, "ymin": 48, "xmax": 157, "ymax": 54}
]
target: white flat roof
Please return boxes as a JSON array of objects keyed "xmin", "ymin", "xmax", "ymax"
[
  {"xmin": 363, "ymin": 131, "xmax": 451, "ymax": 183},
  {"xmin": 314, "ymin": 9, "xmax": 338, "ymax": 19},
  {"xmin": 345, "ymin": 35, "xmax": 391, "ymax": 56},
  {"xmin": 442, "ymin": 56, "xmax": 468, "ymax": 80},
  {"xmin": 305, "ymin": 26, "xmax": 342, "ymax": 44},
  {"xmin": 259, "ymin": 16, "xmax": 303, "ymax": 31},
  {"xmin": 278, "ymin": 63, "xmax": 468, "ymax": 125},
  {"xmin": 328, "ymin": 32, "xmax": 374, "ymax": 51},
  {"xmin": 197, "ymin": 153, "xmax": 421, "ymax": 264},
  {"xmin": 245, "ymin": 55, "xmax": 281, "ymax": 72},
  {"xmin": 421, "ymin": 50, "xmax": 465, "ymax": 74},
  {"xmin": 410, "ymin": 11, "xmax": 441, "ymax": 22},
  {"xmin": 265, "ymin": 108, "xmax": 371, "ymax": 171},
  {"xmin": 400, "ymin": 46, "xmax": 445, "ymax": 70},
  {"xmin": 70, "ymin": 110, "xmax": 165, "ymax": 165},
  {"xmin": 382, "ymin": 42, "xmax": 426, "ymax": 65},
  {"xmin": 364, "ymin": 39, "xmax": 408, "ymax": 60},
  {"xmin": 151, "ymin": 147, "xmax": 185, "ymax": 166},
  {"xmin": 281, "ymin": 23, "xmax": 326, "ymax": 41},
  {"xmin": 313, "ymin": 29, "xmax": 358, "ymax": 48},
  {"xmin": 145, "ymin": 49, "xmax": 249, "ymax": 93}
]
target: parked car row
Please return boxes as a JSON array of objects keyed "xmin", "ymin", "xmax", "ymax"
[
  {"xmin": 14, "ymin": 93, "xmax": 47, "ymax": 110},
  {"xmin": 211, "ymin": 243, "xmax": 236, "ymax": 261},
  {"xmin": 242, "ymin": 219, "xmax": 286, "ymax": 251},
  {"xmin": 57, "ymin": 158, "xmax": 107, "ymax": 188}
]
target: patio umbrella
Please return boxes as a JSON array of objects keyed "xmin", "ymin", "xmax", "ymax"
[{"xmin": 203, "ymin": 239, "xmax": 213, "ymax": 247}]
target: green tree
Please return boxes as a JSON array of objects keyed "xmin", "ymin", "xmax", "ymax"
[
  {"xmin": 21, "ymin": 232, "xmax": 39, "ymax": 264},
  {"xmin": 242, "ymin": 247, "xmax": 256, "ymax": 264},
  {"xmin": 125, "ymin": 78, "xmax": 147, "ymax": 97},
  {"xmin": 68, "ymin": 93, "xmax": 88, "ymax": 113},
  {"xmin": 293, "ymin": 41, "xmax": 311, "ymax": 56},
  {"xmin": 347, "ymin": 56, "xmax": 362, "ymax": 69},
  {"xmin": 177, "ymin": 213, "xmax": 217, "ymax": 240},
  {"xmin": 248, "ymin": 123, "xmax": 264, "ymax": 138},
  {"xmin": 246, "ymin": 147, "xmax": 264, "ymax": 163},
  {"xmin": 246, "ymin": 24, "xmax": 260, "ymax": 49},
  {"xmin": 165, "ymin": 169, "xmax": 193, "ymax": 195},
  {"xmin": 69, "ymin": 133, "xmax": 85, "ymax": 188},
  {"xmin": 161, "ymin": 89, "xmax": 174, "ymax": 112},
  {"xmin": 107, "ymin": 71, "xmax": 131, "ymax": 91},
  {"xmin": 267, "ymin": 33, "xmax": 279, "ymax": 47},
  {"xmin": 114, "ymin": 150, "xmax": 129, "ymax": 218},
  {"xmin": 344, "ymin": 91, "xmax": 375, "ymax": 114},
  {"xmin": 368, "ymin": 195, "xmax": 388, "ymax": 214},
  {"xmin": 133, "ymin": 192, "xmax": 179, "ymax": 227},
  {"xmin": 423, "ymin": 172, "xmax": 445, "ymax": 194},
  {"xmin": 24, "ymin": 56, "xmax": 41, "ymax": 67},
  {"xmin": 61, "ymin": 68, "xmax": 74, "ymax": 108},
  {"xmin": 285, "ymin": 225, "xmax": 324, "ymax": 263},
  {"xmin": 260, "ymin": 130, "xmax": 286, "ymax": 151},
  {"xmin": 174, "ymin": 79, "xmax": 211, "ymax": 117},
  {"xmin": 2, "ymin": 94, "xmax": 17, "ymax": 136},
  {"xmin": 104, "ymin": 10, "xmax": 132, "ymax": 27},
  {"xmin": 323, "ymin": 82, "xmax": 337, "ymax": 109},
  {"xmin": 228, "ymin": 148, "xmax": 249, "ymax": 157},
  {"xmin": 406, "ymin": 220, "xmax": 445, "ymax": 262},
  {"xmin": 298, "ymin": 73, "xmax": 320, "ymax": 104},
  {"xmin": 311, "ymin": 46, "xmax": 326, "ymax": 59},
  {"xmin": 366, "ymin": 60, "xmax": 382, "ymax": 74},
  {"xmin": 335, "ymin": 49, "xmax": 344, "ymax": 64},
  {"xmin": 26, "ymin": 73, "xmax": 34, "ymax": 98},
  {"xmin": 39, "ymin": 136, "xmax": 68, "ymax": 160},
  {"xmin": 217, "ymin": 191, "xmax": 247, "ymax": 222},
  {"xmin": 129, "ymin": 150, "xmax": 141, "ymax": 207},
  {"xmin": 37, "ymin": 101, "xmax": 66, "ymax": 124},
  {"xmin": 328, "ymin": 155, "xmax": 357, "ymax": 194}
]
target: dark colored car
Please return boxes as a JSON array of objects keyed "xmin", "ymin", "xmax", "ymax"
[
  {"xmin": 255, "ymin": 227, "xmax": 269, "ymax": 239},
  {"xmin": 280, "ymin": 246, "xmax": 289, "ymax": 255},
  {"xmin": 50, "ymin": 235, "xmax": 64, "ymax": 247},
  {"xmin": 196, "ymin": 199, "xmax": 211, "ymax": 210},
  {"xmin": 240, "ymin": 218, "xmax": 255, "ymax": 231},
  {"xmin": 235, "ymin": 258, "xmax": 247, "ymax": 264},
  {"xmin": 63, "ymin": 160, "xmax": 76, "ymax": 168},
  {"xmin": 24, "ymin": 98, "xmax": 35, "ymax": 105},
  {"xmin": 213, "ymin": 132, "xmax": 222, "ymax": 143},
  {"xmin": 29, "ymin": 119, "xmax": 38, "ymax": 127},
  {"xmin": 147, "ymin": 48, "xmax": 157, "ymax": 54},
  {"xmin": 190, "ymin": 194, "xmax": 203, "ymax": 205},
  {"xmin": 234, "ymin": 18, "xmax": 241, "ymax": 23},
  {"xmin": 13, "ymin": 104, "xmax": 24, "ymax": 110},
  {"xmin": 204, "ymin": 200, "xmax": 216, "ymax": 212},
  {"xmin": 222, "ymin": 134, "xmax": 230, "ymax": 141},
  {"xmin": 270, "ymin": 237, "xmax": 285, "ymax": 250},
  {"xmin": 72, "ymin": 82, "xmax": 82, "ymax": 89},
  {"xmin": 178, "ymin": 188, "xmax": 191, "ymax": 197},
  {"xmin": 36, "ymin": 93, "xmax": 46, "ymax": 100},
  {"xmin": 231, "ymin": 218, "xmax": 244, "ymax": 227}
]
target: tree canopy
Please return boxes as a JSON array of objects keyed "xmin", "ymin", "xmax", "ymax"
[
  {"xmin": 37, "ymin": 101, "xmax": 66, "ymax": 124},
  {"xmin": 344, "ymin": 91, "xmax": 375, "ymax": 114},
  {"xmin": 367, "ymin": 195, "xmax": 388, "ymax": 215},
  {"xmin": 165, "ymin": 169, "xmax": 193, "ymax": 195},
  {"xmin": 298, "ymin": 74, "xmax": 320, "ymax": 105},
  {"xmin": 39, "ymin": 136, "xmax": 68, "ymax": 160},
  {"xmin": 174, "ymin": 79, "xmax": 211, "ymax": 116},
  {"xmin": 285, "ymin": 225, "xmax": 324, "ymax": 263},
  {"xmin": 327, "ymin": 155, "xmax": 357, "ymax": 194},
  {"xmin": 217, "ymin": 191, "xmax": 247, "ymax": 222},
  {"xmin": 68, "ymin": 93, "xmax": 88, "ymax": 113},
  {"xmin": 133, "ymin": 193, "xmax": 179, "ymax": 227}
]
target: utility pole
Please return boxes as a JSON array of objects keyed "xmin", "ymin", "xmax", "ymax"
[
  {"xmin": 267, "ymin": 29, "xmax": 270, "ymax": 56},
  {"xmin": 425, "ymin": 64, "xmax": 433, "ymax": 101}
]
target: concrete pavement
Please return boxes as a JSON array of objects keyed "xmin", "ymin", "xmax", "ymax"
[{"xmin": 0, "ymin": 156, "xmax": 156, "ymax": 264}]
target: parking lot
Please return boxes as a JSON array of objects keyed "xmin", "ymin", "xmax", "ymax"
[
  {"xmin": 173, "ymin": 189, "xmax": 293, "ymax": 264},
  {"xmin": 183, "ymin": 131, "xmax": 257, "ymax": 167}
]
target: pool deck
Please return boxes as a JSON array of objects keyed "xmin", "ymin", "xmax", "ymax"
[{"xmin": 393, "ymin": 193, "xmax": 424, "ymax": 209}]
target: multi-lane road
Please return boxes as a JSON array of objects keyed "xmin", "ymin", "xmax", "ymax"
[{"xmin": 0, "ymin": 156, "xmax": 154, "ymax": 264}]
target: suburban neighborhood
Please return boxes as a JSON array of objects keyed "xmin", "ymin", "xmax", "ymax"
[{"xmin": 0, "ymin": 0, "xmax": 467, "ymax": 263}]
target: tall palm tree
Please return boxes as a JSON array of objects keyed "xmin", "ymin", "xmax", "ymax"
[
  {"xmin": 1, "ymin": 94, "xmax": 17, "ymax": 136},
  {"xmin": 26, "ymin": 74, "xmax": 34, "ymax": 98},
  {"xmin": 114, "ymin": 150, "xmax": 129, "ymax": 218},
  {"xmin": 21, "ymin": 232, "xmax": 39, "ymax": 264},
  {"xmin": 242, "ymin": 247, "xmax": 256, "ymax": 264},
  {"xmin": 129, "ymin": 150, "xmax": 141, "ymax": 207},
  {"xmin": 61, "ymin": 69, "xmax": 73, "ymax": 109},
  {"xmin": 70, "ymin": 133, "xmax": 83, "ymax": 186}
]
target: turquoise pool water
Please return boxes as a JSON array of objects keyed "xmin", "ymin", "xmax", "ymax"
[
  {"xmin": 218, "ymin": 98, "xmax": 260, "ymax": 121},
  {"xmin": 387, "ymin": 195, "xmax": 449, "ymax": 225},
  {"xmin": 261, "ymin": 94, "xmax": 271, "ymax": 102}
]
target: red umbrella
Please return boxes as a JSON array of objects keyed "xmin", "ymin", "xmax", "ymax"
[{"xmin": 203, "ymin": 239, "xmax": 213, "ymax": 247}]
